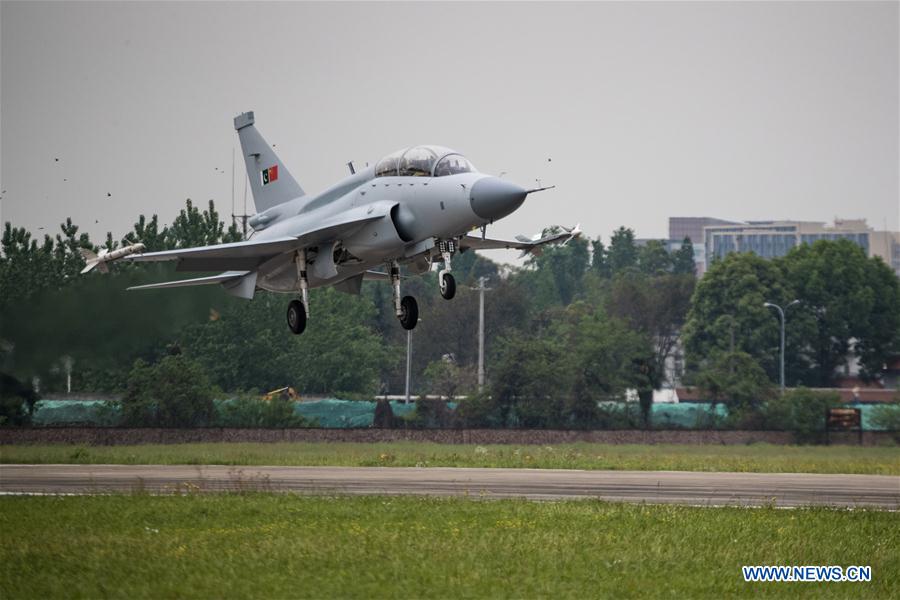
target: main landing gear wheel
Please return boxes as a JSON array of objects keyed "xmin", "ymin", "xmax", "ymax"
[
  {"xmin": 399, "ymin": 296, "xmax": 419, "ymax": 330},
  {"xmin": 440, "ymin": 272, "xmax": 456, "ymax": 300},
  {"xmin": 287, "ymin": 299, "xmax": 307, "ymax": 335}
]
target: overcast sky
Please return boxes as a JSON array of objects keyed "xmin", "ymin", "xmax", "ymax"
[{"xmin": 1, "ymin": 1, "xmax": 898, "ymax": 262}]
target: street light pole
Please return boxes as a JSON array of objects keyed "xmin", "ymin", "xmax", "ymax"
[
  {"xmin": 764, "ymin": 300, "xmax": 800, "ymax": 391},
  {"xmin": 476, "ymin": 277, "xmax": 492, "ymax": 390},
  {"xmin": 405, "ymin": 328, "xmax": 412, "ymax": 404}
]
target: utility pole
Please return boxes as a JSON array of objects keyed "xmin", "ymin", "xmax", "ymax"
[
  {"xmin": 476, "ymin": 277, "xmax": 492, "ymax": 390},
  {"xmin": 764, "ymin": 300, "xmax": 800, "ymax": 391}
]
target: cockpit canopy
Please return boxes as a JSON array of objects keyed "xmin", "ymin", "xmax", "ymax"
[{"xmin": 374, "ymin": 146, "xmax": 476, "ymax": 178}]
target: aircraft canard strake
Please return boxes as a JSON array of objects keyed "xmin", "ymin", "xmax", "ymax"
[{"xmin": 118, "ymin": 111, "xmax": 580, "ymax": 334}]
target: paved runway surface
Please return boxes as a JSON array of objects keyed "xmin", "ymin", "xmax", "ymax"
[{"xmin": 1, "ymin": 465, "xmax": 897, "ymax": 508}]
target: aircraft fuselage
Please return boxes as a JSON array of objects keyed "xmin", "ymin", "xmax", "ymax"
[{"xmin": 248, "ymin": 167, "xmax": 523, "ymax": 293}]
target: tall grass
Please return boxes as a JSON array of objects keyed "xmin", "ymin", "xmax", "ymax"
[{"xmin": 2, "ymin": 441, "xmax": 898, "ymax": 474}]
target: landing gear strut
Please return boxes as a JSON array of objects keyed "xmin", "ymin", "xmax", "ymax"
[
  {"xmin": 391, "ymin": 261, "xmax": 418, "ymax": 330},
  {"xmin": 438, "ymin": 239, "xmax": 456, "ymax": 300},
  {"xmin": 287, "ymin": 249, "xmax": 310, "ymax": 335}
]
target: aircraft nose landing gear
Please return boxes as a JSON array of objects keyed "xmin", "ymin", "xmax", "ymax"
[
  {"xmin": 391, "ymin": 261, "xmax": 419, "ymax": 330},
  {"xmin": 438, "ymin": 239, "xmax": 456, "ymax": 300},
  {"xmin": 439, "ymin": 272, "xmax": 456, "ymax": 300}
]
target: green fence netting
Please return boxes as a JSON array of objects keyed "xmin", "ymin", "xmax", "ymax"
[{"xmin": 26, "ymin": 398, "xmax": 898, "ymax": 430}]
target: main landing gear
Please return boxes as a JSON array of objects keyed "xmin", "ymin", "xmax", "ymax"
[
  {"xmin": 391, "ymin": 260, "xmax": 419, "ymax": 330},
  {"xmin": 438, "ymin": 239, "xmax": 456, "ymax": 300},
  {"xmin": 287, "ymin": 249, "xmax": 310, "ymax": 335}
]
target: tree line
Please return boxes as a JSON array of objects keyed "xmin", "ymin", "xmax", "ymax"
[{"xmin": 1, "ymin": 200, "xmax": 898, "ymax": 428}]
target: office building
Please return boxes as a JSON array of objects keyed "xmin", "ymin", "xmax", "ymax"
[{"xmin": 702, "ymin": 218, "xmax": 900, "ymax": 276}]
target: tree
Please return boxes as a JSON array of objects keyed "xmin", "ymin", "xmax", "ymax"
[
  {"xmin": 607, "ymin": 272, "xmax": 695, "ymax": 389},
  {"xmin": 779, "ymin": 240, "xmax": 900, "ymax": 385},
  {"xmin": 0, "ymin": 372, "xmax": 38, "ymax": 426},
  {"xmin": 763, "ymin": 388, "xmax": 841, "ymax": 443},
  {"xmin": 590, "ymin": 238, "xmax": 611, "ymax": 278},
  {"xmin": 168, "ymin": 199, "xmax": 225, "ymax": 247},
  {"xmin": 682, "ymin": 252, "xmax": 794, "ymax": 383},
  {"xmin": 486, "ymin": 305, "xmax": 658, "ymax": 429},
  {"xmin": 571, "ymin": 309, "xmax": 656, "ymax": 427},
  {"xmin": 53, "ymin": 218, "xmax": 93, "ymax": 280},
  {"xmin": 518, "ymin": 230, "xmax": 590, "ymax": 308},
  {"xmin": 637, "ymin": 240, "xmax": 672, "ymax": 276},
  {"xmin": 424, "ymin": 359, "xmax": 475, "ymax": 400},
  {"xmin": 122, "ymin": 214, "xmax": 170, "ymax": 251},
  {"xmin": 489, "ymin": 331, "xmax": 571, "ymax": 427},
  {"xmin": 693, "ymin": 350, "xmax": 775, "ymax": 421},
  {"xmin": 672, "ymin": 237, "xmax": 696, "ymax": 275},
  {"xmin": 121, "ymin": 355, "xmax": 216, "ymax": 427},
  {"xmin": 182, "ymin": 288, "xmax": 390, "ymax": 394},
  {"xmin": 607, "ymin": 227, "xmax": 638, "ymax": 275}
]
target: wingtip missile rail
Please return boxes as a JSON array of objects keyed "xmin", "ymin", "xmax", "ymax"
[{"xmin": 79, "ymin": 243, "xmax": 146, "ymax": 274}]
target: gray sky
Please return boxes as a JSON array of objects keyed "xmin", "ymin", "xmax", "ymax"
[{"xmin": 2, "ymin": 1, "xmax": 898, "ymax": 261}]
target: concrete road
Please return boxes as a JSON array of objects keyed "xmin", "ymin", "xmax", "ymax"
[{"xmin": 1, "ymin": 465, "xmax": 897, "ymax": 508}]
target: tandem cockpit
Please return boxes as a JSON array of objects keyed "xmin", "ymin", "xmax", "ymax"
[{"xmin": 374, "ymin": 146, "xmax": 477, "ymax": 178}]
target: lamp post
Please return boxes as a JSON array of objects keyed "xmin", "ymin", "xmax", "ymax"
[
  {"xmin": 475, "ymin": 277, "xmax": 492, "ymax": 390},
  {"xmin": 764, "ymin": 300, "xmax": 800, "ymax": 390}
]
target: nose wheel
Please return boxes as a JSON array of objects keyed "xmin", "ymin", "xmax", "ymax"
[
  {"xmin": 439, "ymin": 272, "xmax": 456, "ymax": 300},
  {"xmin": 287, "ymin": 299, "xmax": 307, "ymax": 335},
  {"xmin": 437, "ymin": 239, "xmax": 457, "ymax": 300}
]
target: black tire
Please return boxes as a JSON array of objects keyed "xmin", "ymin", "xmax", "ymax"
[
  {"xmin": 399, "ymin": 295, "xmax": 418, "ymax": 330},
  {"xmin": 440, "ymin": 272, "xmax": 456, "ymax": 300},
  {"xmin": 287, "ymin": 299, "xmax": 307, "ymax": 335}
]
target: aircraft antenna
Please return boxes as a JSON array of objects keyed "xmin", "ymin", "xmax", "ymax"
[{"xmin": 229, "ymin": 146, "xmax": 252, "ymax": 239}]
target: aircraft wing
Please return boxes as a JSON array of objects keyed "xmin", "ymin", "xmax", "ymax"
[
  {"xmin": 127, "ymin": 271, "xmax": 250, "ymax": 291},
  {"xmin": 126, "ymin": 206, "xmax": 389, "ymax": 272},
  {"xmin": 460, "ymin": 224, "xmax": 582, "ymax": 256},
  {"xmin": 127, "ymin": 236, "xmax": 303, "ymax": 271}
]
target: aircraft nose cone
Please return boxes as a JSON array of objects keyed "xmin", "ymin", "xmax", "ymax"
[{"xmin": 469, "ymin": 177, "xmax": 528, "ymax": 222}]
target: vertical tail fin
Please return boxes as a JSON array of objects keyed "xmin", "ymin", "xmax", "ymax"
[{"xmin": 234, "ymin": 111, "xmax": 305, "ymax": 213}]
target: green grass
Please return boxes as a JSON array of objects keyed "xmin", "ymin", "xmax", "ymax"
[
  {"xmin": 1, "ymin": 494, "xmax": 896, "ymax": 598},
  {"xmin": 2, "ymin": 441, "xmax": 899, "ymax": 474}
]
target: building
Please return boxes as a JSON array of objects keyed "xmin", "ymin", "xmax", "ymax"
[
  {"xmin": 667, "ymin": 217, "xmax": 741, "ymax": 274},
  {"xmin": 702, "ymin": 218, "xmax": 900, "ymax": 276}
]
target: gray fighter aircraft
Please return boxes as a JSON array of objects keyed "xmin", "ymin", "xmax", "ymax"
[{"xmin": 124, "ymin": 112, "xmax": 580, "ymax": 334}]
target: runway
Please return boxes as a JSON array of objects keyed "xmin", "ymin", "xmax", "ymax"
[{"xmin": 1, "ymin": 465, "xmax": 897, "ymax": 508}]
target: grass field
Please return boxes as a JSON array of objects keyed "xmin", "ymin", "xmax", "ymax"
[
  {"xmin": 1, "ymin": 494, "xmax": 896, "ymax": 598},
  {"xmin": 2, "ymin": 441, "xmax": 898, "ymax": 474}
]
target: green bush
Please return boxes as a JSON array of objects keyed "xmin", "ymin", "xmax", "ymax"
[
  {"xmin": 407, "ymin": 397, "xmax": 456, "ymax": 429},
  {"xmin": 0, "ymin": 373, "xmax": 38, "ymax": 426},
  {"xmin": 215, "ymin": 395, "xmax": 311, "ymax": 428},
  {"xmin": 763, "ymin": 388, "xmax": 842, "ymax": 443},
  {"xmin": 870, "ymin": 404, "xmax": 900, "ymax": 443},
  {"xmin": 120, "ymin": 355, "xmax": 216, "ymax": 427}
]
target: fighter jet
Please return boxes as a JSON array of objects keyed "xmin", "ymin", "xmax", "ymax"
[{"xmin": 121, "ymin": 112, "xmax": 579, "ymax": 334}]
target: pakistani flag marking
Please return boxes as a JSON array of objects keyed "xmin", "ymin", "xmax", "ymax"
[{"xmin": 261, "ymin": 165, "xmax": 279, "ymax": 186}]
